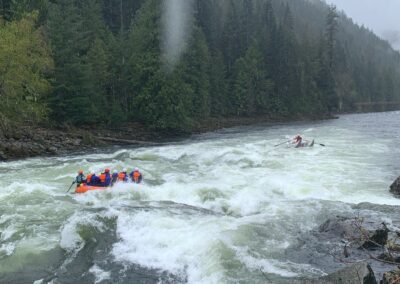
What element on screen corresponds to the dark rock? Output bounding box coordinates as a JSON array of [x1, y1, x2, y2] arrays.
[[0, 150, 7, 160], [47, 146, 58, 154], [361, 224, 389, 249], [316, 262, 377, 284], [277, 262, 377, 284], [285, 211, 400, 282], [377, 253, 400, 263], [390, 176, 400, 195], [319, 216, 361, 239], [382, 269, 400, 284]]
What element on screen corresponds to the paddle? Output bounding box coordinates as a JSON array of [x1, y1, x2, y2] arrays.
[[274, 140, 290, 147], [66, 181, 75, 193], [318, 143, 325, 147]]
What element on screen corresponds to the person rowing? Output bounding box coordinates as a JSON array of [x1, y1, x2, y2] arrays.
[[292, 134, 303, 145], [130, 167, 143, 184], [75, 170, 86, 186]]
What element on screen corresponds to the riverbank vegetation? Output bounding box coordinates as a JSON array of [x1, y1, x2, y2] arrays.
[[1, 0, 400, 134]]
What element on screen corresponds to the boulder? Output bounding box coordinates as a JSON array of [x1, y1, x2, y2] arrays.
[[361, 224, 389, 249], [390, 176, 400, 195], [278, 262, 377, 284], [317, 262, 377, 284]]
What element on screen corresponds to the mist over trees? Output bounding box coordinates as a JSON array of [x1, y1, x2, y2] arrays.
[[1, 0, 400, 132]]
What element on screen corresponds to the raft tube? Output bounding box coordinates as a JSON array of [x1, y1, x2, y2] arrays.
[[75, 184, 108, 194]]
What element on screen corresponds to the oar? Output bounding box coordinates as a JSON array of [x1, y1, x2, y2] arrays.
[[274, 140, 290, 147], [66, 181, 75, 193]]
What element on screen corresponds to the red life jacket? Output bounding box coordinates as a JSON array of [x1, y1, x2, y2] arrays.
[[133, 171, 141, 182], [86, 174, 93, 183], [99, 173, 106, 183], [118, 172, 126, 181]]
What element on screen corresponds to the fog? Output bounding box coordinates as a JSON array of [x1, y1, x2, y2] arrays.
[[325, 0, 400, 51], [162, 0, 194, 71]]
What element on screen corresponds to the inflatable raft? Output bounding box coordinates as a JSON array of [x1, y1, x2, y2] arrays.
[[294, 139, 314, 148], [75, 184, 109, 194]]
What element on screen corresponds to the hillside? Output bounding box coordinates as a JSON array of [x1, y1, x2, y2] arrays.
[[1, 0, 400, 134]]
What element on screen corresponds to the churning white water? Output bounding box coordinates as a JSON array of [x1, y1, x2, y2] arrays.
[[1, 112, 400, 283]]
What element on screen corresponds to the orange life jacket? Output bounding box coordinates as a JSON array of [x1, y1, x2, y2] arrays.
[[99, 173, 106, 183], [118, 172, 126, 181], [86, 174, 93, 183], [133, 171, 141, 182]]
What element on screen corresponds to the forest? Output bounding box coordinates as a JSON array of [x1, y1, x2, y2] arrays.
[[1, 0, 400, 132]]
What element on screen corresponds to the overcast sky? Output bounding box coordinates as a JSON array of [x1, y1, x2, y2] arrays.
[[324, 0, 400, 51]]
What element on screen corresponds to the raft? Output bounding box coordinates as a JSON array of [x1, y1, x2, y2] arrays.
[[295, 139, 315, 148], [75, 184, 109, 194]]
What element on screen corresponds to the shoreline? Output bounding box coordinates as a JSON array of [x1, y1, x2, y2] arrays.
[[0, 113, 335, 162]]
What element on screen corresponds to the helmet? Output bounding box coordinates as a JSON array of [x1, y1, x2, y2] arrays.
[[123, 168, 127, 172], [78, 170, 83, 174], [91, 171, 95, 175], [105, 168, 110, 173], [113, 170, 118, 174], [134, 167, 139, 172]]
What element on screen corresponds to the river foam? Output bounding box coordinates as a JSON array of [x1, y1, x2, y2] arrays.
[[1, 112, 400, 283]]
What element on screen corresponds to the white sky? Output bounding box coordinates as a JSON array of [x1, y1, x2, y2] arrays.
[[325, 0, 400, 50]]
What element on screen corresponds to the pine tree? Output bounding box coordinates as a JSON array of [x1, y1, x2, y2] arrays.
[[180, 26, 211, 119]]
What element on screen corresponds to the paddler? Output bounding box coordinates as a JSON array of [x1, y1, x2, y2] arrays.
[[130, 167, 143, 184], [118, 168, 128, 182], [293, 134, 303, 144], [99, 168, 111, 187], [111, 170, 118, 186], [75, 170, 86, 186]]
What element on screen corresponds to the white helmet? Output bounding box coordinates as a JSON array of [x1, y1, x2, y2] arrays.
[[113, 170, 118, 174], [123, 168, 127, 172], [134, 167, 139, 172], [91, 171, 95, 175]]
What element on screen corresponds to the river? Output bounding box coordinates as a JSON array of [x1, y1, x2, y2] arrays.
[[1, 111, 400, 283]]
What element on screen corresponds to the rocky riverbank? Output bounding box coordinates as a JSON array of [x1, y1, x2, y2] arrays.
[[284, 202, 400, 283], [0, 114, 333, 161], [0, 122, 173, 161]]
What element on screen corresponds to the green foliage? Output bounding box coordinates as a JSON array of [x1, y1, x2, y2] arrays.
[[0, 12, 53, 124], [233, 42, 274, 115], [2, 0, 400, 132]]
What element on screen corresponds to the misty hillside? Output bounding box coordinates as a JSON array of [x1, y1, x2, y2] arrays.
[[1, 0, 400, 132]]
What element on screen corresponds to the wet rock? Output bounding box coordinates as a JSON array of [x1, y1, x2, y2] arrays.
[[377, 252, 400, 263], [47, 146, 58, 154], [316, 262, 377, 284], [361, 224, 389, 249], [285, 210, 400, 281], [0, 150, 7, 160], [318, 216, 361, 238], [382, 269, 400, 284], [277, 262, 377, 284], [390, 176, 400, 195]]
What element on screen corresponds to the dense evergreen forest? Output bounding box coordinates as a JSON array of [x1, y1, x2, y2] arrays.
[[1, 0, 400, 132]]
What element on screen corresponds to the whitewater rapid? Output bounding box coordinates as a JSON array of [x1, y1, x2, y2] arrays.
[[1, 112, 400, 283]]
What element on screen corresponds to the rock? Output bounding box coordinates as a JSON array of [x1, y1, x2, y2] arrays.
[[377, 253, 400, 264], [317, 262, 377, 284], [278, 262, 377, 284], [319, 216, 360, 238], [0, 150, 7, 160], [390, 176, 400, 195], [382, 269, 400, 284], [47, 146, 58, 154], [73, 139, 81, 146], [286, 213, 400, 281], [361, 224, 389, 249]]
